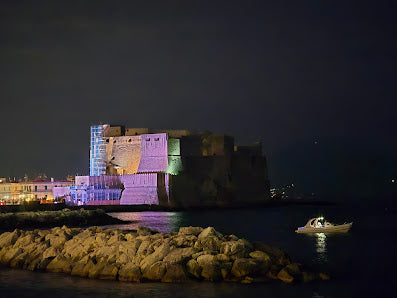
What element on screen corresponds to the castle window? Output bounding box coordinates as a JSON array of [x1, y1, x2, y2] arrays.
[[154, 138, 160, 141], [146, 138, 150, 141]]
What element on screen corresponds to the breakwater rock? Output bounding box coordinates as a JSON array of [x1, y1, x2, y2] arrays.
[[0, 209, 126, 230], [0, 226, 329, 283]]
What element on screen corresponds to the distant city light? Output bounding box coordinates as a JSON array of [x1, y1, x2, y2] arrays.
[[392, 179, 395, 183]]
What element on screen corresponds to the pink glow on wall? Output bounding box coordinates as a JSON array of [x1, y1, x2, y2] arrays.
[[137, 133, 168, 173], [120, 174, 160, 205]]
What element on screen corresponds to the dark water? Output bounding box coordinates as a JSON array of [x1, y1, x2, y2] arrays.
[[0, 204, 395, 297]]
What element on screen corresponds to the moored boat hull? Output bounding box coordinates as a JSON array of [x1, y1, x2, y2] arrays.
[[295, 222, 353, 233]]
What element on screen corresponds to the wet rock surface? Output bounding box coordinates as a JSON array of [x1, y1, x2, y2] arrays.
[[0, 225, 329, 283], [0, 209, 126, 229]]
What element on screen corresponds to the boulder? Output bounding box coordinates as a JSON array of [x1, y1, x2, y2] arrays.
[[138, 226, 157, 236], [46, 256, 72, 274], [194, 236, 221, 251], [143, 261, 166, 281], [253, 242, 290, 266], [186, 259, 202, 278], [97, 264, 118, 280], [231, 258, 259, 278], [319, 272, 330, 280], [71, 259, 95, 277], [192, 250, 217, 259], [161, 263, 189, 282], [9, 251, 29, 268], [0, 230, 20, 247], [163, 247, 197, 264], [178, 227, 203, 236], [220, 239, 251, 258], [277, 268, 294, 283], [284, 263, 302, 277], [1, 247, 23, 265], [197, 254, 221, 281], [198, 227, 220, 239], [43, 246, 59, 259], [171, 235, 197, 247], [118, 263, 142, 282], [87, 261, 107, 279], [140, 243, 171, 272], [13, 234, 35, 248]]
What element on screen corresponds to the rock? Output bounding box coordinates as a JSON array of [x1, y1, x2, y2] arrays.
[[319, 272, 330, 280], [71, 259, 95, 277], [119, 263, 142, 282], [198, 227, 220, 239], [0, 230, 20, 247], [186, 259, 202, 278], [178, 227, 203, 236], [143, 261, 166, 281], [125, 233, 137, 242], [249, 251, 272, 274], [194, 236, 221, 251], [9, 251, 29, 268], [201, 264, 222, 281], [45, 234, 69, 248], [249, 250, 271, 261], [136, 240, 153, 256], [161, 263, 189, 282], [138, 226, 157, 236], [43, 247, 59, 259], [231, 258, 258, 278], [192, 250, 217, 259], [277, 268, 294, 283], [220, 239, 251, 258], [13, 234, 34, 248], [223, 234, 239, 242], [119, 239, 142, 256], [1, 247, 23, 265], [241, 276, 254, 284], [140, 243, 171, 272], [196, 254, 217, 266], [253, 242, 290, 266], [284, 263, 302, 276], [87, 261, 107, 279], [171, 235, 197, 247], [197, 254, 222, 281], [163, 247, 197, 264], [215, 254, 230, 262], [46, 256, 72, 274], [97, 264, 118, 280]]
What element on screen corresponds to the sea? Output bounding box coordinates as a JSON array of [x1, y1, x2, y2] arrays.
[[0, 203, 395, 298]]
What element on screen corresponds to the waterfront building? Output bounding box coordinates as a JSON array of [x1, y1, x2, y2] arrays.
[[0, 178, 73, 205]]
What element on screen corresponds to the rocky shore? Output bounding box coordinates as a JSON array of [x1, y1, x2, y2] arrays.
[[0, 225, 329, 283], [0, 209, 126, 230]]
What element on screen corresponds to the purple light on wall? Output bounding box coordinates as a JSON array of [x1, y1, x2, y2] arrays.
[[137, 133, 168, 173]]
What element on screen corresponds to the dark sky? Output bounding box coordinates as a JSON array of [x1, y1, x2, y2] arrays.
[[1, 1, 396, 200]]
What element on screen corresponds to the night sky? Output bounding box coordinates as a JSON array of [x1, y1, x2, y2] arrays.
[[1, 1, 396, 201]]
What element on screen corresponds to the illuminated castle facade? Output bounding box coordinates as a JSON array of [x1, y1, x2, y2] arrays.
[[63, 124, 270, 207]]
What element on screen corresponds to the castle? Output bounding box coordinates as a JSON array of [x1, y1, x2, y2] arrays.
[[57, 124, 270, 207]]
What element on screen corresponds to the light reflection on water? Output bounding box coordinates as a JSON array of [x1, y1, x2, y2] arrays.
[[314, 233, 328, 263], [102, 212, 183, 233]]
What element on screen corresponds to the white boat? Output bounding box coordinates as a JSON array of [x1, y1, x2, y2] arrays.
[[295, 217, 352, 233]]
